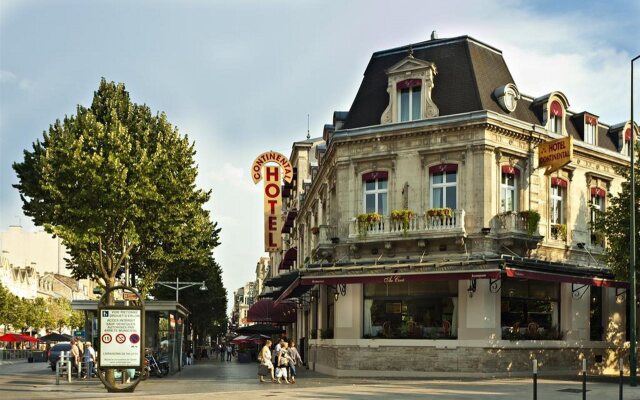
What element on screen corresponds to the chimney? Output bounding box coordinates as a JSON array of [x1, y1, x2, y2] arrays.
[[431, 30, 438, 40]]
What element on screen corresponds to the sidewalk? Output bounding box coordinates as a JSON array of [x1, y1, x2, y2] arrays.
[[1, 357, 640, 399]]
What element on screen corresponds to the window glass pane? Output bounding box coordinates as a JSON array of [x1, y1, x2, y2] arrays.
[[432, 187, 443, 208], [378, 193, 387, 215], [365, 194, 375, 213], [365, 181, 375, 191], [378, 179, 388, 190], [445, 186, 456, 209], [432, 173, 443, 184], [400, 89, 410, 122], [446, 171, 457, 183], [412, 87, 421, 120], [501, 279, 560, 338]]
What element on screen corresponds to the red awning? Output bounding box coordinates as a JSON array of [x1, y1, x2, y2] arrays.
[[551, 177, 568, 188], [585, 115, 598, 126], [429, 164, 458, 174], [299, 269, 499, 286], [247, 299, 297, 324], [362, 171, 388, 182], [504, 267, 627, 288], [397, 79, 422, 89], [501, 165, 520, 176], [625, 128, 632, 141], [550, 100, 563, 117], [591, 187, 606, 197]]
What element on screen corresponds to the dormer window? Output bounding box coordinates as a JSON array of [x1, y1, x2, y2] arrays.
[[584, 115, 598, 145], [381, 54, 438, 124], [398, 79, 421, 121], [549, 101, 563, 134], [625, 128, 633, 157]]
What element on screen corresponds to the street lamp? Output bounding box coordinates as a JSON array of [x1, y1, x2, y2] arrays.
[[155, 278, 208, 303], [630, 54, 640, 387]]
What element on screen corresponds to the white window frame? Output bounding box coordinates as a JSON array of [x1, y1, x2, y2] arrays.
[[550, 185, 565, 224], [591, 194, 604, 224], [549, 115, 560, 134], [363, 178, 388, 215], [584, 123, 595, 144], [397, 86, 422, 122], [626, 140, 632, 157], [500, 172, 517, 213], [430, 171, 457, 209]]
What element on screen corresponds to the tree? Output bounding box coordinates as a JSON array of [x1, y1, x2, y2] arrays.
[[13, 79, 219, 299], [592, 143, 640, 279]]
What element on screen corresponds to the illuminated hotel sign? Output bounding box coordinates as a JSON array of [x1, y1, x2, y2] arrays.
[[251, 151, 293, 252], [538, 136, 572, 174]]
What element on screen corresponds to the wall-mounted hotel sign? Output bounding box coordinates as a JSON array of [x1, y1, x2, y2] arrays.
[[251, 151, 293, 252], [538, 136, 573, 174]]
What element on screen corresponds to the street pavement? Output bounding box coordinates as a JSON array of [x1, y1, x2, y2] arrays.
[[1, 357, 640, 399]]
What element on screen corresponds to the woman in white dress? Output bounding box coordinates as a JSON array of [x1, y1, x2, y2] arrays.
[[258, 339, 275, 383]]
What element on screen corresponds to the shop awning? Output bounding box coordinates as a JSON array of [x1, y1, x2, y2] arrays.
[[504, 267, 627, 288], [247, 299, 297, 324], [299, 269, 499, 286]]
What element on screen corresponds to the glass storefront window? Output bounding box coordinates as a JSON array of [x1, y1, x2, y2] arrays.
[[363, 281, 458, 339], [501, 279, 560, 340]]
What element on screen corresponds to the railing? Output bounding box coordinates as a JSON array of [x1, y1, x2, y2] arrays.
[[0, 349, 31, 360], [348, 209, 465, 238], [494, 212, 530, 235]]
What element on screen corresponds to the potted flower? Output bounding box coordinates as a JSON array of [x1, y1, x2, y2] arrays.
[[518, 210, 541, 236], [357, 212, 382, 236], [390, 209, 415, 235], [426, 207, 453, 219]]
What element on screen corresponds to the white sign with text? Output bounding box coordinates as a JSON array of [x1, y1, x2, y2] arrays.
[[99, 309, 141, 367]]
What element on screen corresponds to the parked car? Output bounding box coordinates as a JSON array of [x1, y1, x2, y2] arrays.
[[48, 342, 72, 371]]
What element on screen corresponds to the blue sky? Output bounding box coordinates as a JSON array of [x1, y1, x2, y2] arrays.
[[1, 0, 639, 314]]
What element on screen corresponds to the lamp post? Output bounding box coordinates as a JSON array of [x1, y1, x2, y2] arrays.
[[155, 278, 208, 303], [631, 54, 640, 387]]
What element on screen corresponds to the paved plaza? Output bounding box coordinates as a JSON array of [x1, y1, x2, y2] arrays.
[[1, 358, 640, 399]]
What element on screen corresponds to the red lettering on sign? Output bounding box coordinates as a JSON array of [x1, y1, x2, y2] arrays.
[[265, 183, 280, 198]]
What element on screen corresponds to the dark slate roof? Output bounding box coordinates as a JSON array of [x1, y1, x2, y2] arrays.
[[341, 35, 620, 153]]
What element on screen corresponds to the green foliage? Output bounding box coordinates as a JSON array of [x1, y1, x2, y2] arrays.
[[357, 212, 381, 236], [426, 208, 454, 218], [391, 209, 415, 235], [592, 143, 640, 280], [518, 210, 541, 236], [13, 79, 220, 293], [550, 223, 567, 241]]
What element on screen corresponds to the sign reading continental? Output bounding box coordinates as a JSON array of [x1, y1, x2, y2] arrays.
[[252, 151, 292, 252], [538, 136, 572, 174]]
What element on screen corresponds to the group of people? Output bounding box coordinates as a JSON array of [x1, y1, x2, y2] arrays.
[[258, 338, 302, 384], [69, 338, 96, 378]]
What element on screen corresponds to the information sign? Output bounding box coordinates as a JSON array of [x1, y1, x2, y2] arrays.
[[99, 309, 142, 367]]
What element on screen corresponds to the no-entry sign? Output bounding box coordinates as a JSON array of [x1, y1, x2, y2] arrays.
[[99, 309, 142, 367]]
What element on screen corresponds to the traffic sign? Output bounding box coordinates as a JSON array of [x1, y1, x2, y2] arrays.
[[74, 330, 85, 337], [129, 333, 140, 344], [101, 333, 112, 344]]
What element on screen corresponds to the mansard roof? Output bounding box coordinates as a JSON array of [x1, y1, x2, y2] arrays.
[[341, 35, 618, 152]]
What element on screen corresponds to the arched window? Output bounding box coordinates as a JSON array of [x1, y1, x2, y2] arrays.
[[549, 100, 563, 134], [500, 166, 519, 212]]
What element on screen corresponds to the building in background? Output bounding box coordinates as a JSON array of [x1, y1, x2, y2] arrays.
[[266, 34, 638, 377]]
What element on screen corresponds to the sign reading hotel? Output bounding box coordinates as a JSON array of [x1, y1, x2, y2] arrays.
[[538, 136, 572, 174], [99, 309, 142, 367], [252, 151, 293, 252]]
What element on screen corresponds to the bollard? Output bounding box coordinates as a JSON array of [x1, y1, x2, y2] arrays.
[[620, 358, 624, 400], [582, 358, 587, 400], [533, 359, 537, 400]]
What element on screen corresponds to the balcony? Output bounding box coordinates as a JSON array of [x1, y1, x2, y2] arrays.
[[493, 211, 543, 246], [347, 209, 466, 241], [312, 224, 338, 261]]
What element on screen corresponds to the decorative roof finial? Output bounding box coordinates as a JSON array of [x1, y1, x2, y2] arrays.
[[306, 114, 310, 139], [408, 45, 414, 58]]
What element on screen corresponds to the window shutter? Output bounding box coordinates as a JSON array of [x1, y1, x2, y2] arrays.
[[428, 164, 458, 174]]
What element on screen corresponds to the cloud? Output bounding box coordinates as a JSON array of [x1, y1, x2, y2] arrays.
[[0, 70, 17, 83]]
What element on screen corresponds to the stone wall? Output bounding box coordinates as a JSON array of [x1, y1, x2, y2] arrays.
[[308, 343, 626, 377]]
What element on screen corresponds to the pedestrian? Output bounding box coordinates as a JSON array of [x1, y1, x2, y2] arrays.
[[287, 340, 303, 383], [186, 348, 193, 365], [257, 339, 275, 383], [219, 344, 225, 361], [82, 342, 96, 378], [70, 339, 80, 375], [226, 343, 233, 361], [275, 341, 290, 384]]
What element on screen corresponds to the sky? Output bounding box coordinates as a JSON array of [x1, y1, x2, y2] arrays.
[[1, 0, 639, 316]]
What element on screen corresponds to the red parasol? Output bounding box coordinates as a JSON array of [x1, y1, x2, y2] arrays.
[[0, 332, 37, 342]]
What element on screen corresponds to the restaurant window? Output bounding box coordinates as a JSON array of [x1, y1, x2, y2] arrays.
[[550, 177, 567, 240], [501, 279, 560, 340], [362, 171, 388, 215], [397, 79, 421, 122], [429, 164, 457, 209], [500, 166, 519, 212], [590, 286, 604, 341], [363, 280, 458, 339]]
